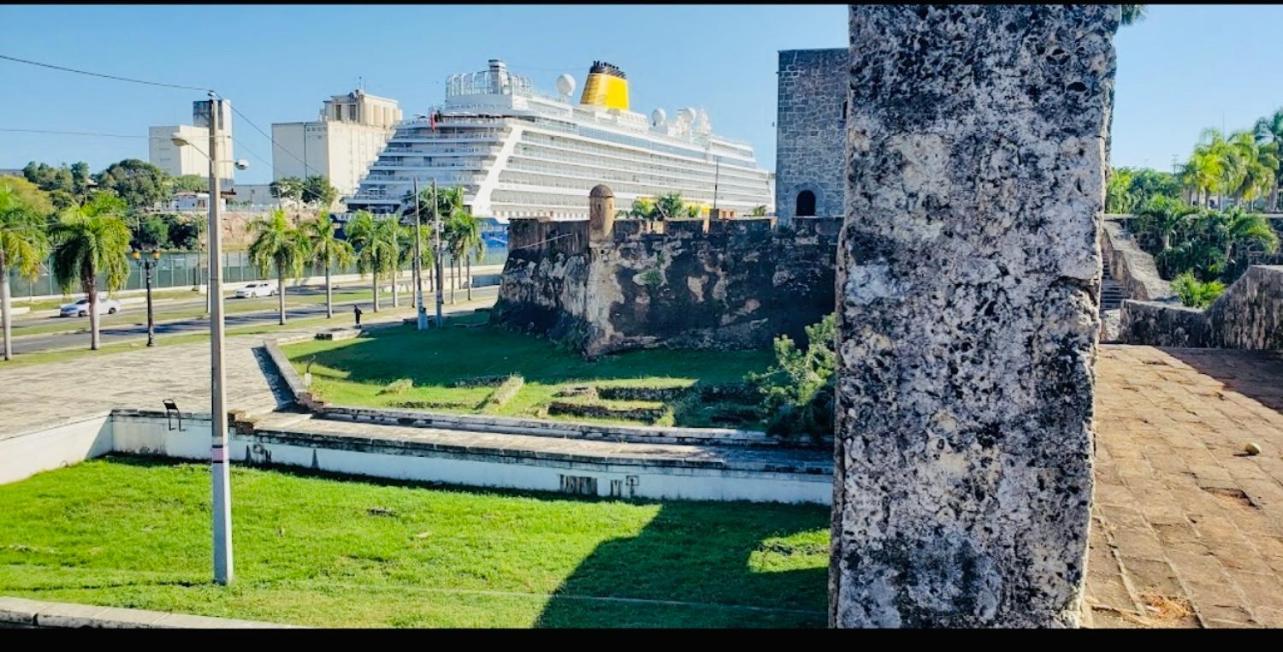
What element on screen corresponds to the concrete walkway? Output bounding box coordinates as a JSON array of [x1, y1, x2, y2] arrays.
[[0, 596, 296, 628]]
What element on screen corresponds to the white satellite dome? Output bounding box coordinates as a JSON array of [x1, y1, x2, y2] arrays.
[[556, 73, 576, 97], [677, 107, 696, 123], [650, 108, 667, 127]]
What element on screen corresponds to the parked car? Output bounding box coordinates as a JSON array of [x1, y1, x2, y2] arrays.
[[234, 281, 278, 298], [59, 295, 122, 318]]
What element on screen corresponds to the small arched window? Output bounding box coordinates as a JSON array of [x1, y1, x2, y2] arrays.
[[796, 190, 816, 217]]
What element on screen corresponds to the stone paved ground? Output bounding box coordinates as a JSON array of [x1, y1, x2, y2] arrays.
[[1086, 345, 1283, 628]]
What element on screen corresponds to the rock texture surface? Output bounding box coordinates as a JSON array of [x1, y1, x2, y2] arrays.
[[1101, 219, 1175, 302], [832, 5, 1117, 628], [492, 215, 840, 357], [1120, 265, 1283, 350]]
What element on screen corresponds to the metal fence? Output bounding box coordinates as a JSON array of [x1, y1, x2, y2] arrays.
[[5, 247, 510, 299]]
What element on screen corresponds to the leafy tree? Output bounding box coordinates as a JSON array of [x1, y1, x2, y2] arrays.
[[172, 175, 208, 194], [653, 193, 686, 221], [70, 162, 91, 199], [1172, 272, 1224, 309], [1106, 166, 1137, 213], [0, 176, 54, 217], [1120, 4, 1146, 26], [303, 213, 356, 319], [23, 161, 74, 194], [346, 211, 398, 312], [0, 185, 51, 361], [302, 176, 339, 207], [750, 205, 767, 217], [746, 313, 837, 441], [627, 197, 656, 220], [270, 177, 304, 202], [49, 193, 132, 350], [132, 215, 171, 251], [247, 208, 310, 325], [167, 214, 205, 250], [94, 159, 172, 209], [1254, 108, 1283, 212]]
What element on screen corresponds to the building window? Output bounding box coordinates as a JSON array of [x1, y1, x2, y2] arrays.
[[796, 190, 816, 216]]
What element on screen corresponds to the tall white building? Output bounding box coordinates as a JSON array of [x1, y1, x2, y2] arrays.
[[271, 90, 402, 200], [148, 100, 235, 182], [346, 59, 774, 219]]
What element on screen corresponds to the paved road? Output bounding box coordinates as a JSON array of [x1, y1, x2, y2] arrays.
[[7, 285, 500, 354]]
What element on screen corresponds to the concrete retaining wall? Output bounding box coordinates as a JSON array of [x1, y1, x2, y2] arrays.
[[2, 409, 831, 505]]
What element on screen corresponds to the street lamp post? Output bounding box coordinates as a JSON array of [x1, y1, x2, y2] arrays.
[[131, 249, 162, 347], [171, 96, 248, 586]]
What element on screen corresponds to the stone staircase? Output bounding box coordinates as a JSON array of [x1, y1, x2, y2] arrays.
[[1101, 258, 1124, 311]]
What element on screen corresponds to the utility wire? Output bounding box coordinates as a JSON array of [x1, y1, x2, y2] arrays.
[[227, 103, 319, 178], [2, 52, 322, 188], [0, 127, 144, 139], [0, 53, 212, 93]]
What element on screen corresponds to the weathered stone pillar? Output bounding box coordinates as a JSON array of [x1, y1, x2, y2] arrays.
[[831, 5, 1116, 628], [588, 184, 615, 243]]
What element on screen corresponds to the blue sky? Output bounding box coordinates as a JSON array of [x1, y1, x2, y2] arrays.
[[0, 4, 1280, 184]]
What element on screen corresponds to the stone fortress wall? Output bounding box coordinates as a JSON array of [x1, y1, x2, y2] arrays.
[[492, 186, 840, 357], [775, 48, 849, 225], [1121, 265, 1283, 349]]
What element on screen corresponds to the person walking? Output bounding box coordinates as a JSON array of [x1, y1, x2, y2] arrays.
[[353, 304, 363, 327]]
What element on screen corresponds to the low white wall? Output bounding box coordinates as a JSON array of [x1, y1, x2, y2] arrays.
[[0, 413, 112, 485], [7, 412, 832, 505]]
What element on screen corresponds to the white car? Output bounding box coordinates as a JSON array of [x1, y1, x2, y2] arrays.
[[59, 295, 122, 318], [234, 281, 278, 299]]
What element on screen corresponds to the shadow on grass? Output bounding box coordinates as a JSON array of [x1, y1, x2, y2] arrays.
[[534, 502, 828, 628]]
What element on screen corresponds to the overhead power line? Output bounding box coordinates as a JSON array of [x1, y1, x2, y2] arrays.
[[0, 53, 212, 93], [227, 103, 318, 178], [1, 52, 321, 184]]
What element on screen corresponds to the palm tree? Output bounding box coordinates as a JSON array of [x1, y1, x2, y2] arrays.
[[1136, 195, 1194, 252], [1220, 206, 1279, 277], [346, 211, 397, 312], [1226, 132, 1277, 211], [0, 186, 50, 361], [1254, 109, 1283, 212], [448, 210, 484, 301], [247, 208, 310, 326], [302, 212, 354, 319], [49, 192, 131, 350]]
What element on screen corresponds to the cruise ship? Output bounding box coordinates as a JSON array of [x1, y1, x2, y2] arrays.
[[345, 59, 775, 223]]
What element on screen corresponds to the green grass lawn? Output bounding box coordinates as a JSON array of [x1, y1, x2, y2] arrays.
[[283, 312, 775, 428], [0, 457, 829, 628]]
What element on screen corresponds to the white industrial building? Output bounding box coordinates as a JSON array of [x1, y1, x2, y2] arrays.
[[271, 90, 402, 201], [148, 100, 236, 183]]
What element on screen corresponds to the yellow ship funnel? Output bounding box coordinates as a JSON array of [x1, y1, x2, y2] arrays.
[[580, 61, 629, 111]]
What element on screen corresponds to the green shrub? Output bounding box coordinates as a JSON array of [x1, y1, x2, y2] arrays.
[[745, 313, 837, 441], [1172, 272, 1225, 309]]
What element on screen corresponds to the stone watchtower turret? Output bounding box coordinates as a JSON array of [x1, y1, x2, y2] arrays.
[[589, 184, 615, 243]]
